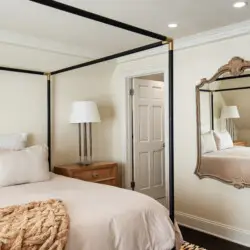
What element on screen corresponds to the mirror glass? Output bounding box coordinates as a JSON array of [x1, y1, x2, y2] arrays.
[[196, 57, 250, 188]]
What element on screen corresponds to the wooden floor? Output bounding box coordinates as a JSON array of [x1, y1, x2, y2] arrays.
[[180, 226, 250, 250]]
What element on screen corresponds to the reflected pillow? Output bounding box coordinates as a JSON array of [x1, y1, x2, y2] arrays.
[[0, 145, 50, 187], [201, 131, 217, 154], [214, 130, 233, 150]]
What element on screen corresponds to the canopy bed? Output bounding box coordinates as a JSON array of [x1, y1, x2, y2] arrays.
[[0, 1, 177, 249], [196, 57, 250, 189]]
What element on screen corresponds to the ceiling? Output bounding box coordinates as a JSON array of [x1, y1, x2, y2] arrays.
[[0, 0, 250, 59]]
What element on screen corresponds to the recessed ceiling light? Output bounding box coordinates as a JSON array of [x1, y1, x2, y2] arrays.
[[168, 23, 178, 28], [233, 1, 247, 8]]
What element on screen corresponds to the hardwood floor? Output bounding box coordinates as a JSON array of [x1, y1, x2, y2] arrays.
[[180, 226, 250, 250]]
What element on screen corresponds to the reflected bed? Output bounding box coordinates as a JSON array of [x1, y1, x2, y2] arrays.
[[200, 146, 250, 188]]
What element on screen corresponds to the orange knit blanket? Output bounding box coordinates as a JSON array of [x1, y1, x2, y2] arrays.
[[0, 199, 69, 250]]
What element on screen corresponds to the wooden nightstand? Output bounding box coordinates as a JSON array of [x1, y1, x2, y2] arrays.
[[233, 141, 247, 146], [54, 162, 119, 187]]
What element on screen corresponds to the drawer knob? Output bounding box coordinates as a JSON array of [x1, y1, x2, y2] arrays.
[[92, 172, 99, 178]]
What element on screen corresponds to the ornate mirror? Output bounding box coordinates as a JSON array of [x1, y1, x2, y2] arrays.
[[195, 57, 250, 189]]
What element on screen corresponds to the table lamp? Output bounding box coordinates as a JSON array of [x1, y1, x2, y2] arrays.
[[70, 101, 101, 165], [221, 106, 240, 140]]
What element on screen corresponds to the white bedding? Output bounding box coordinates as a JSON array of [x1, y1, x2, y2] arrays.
[[203, 146, 250, 158], [0, 174, 177, 250], [201, 146, 250, 187]]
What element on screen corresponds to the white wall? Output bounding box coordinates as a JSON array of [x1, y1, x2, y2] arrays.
[[0, 71, 47, 146], [52, 64, 116, 165], [0, 42, 117, 167], [221, 87, 250, 145], [199, 91, 211, 133], [213, 92, 227, 132], [111, 34, 250, 246], [238, 129, 250, 146], [199, 87, 226, 133]]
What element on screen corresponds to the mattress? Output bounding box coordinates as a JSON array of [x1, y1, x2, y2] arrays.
[[201, 146, 250, 187], [0, 174, 178, 250]]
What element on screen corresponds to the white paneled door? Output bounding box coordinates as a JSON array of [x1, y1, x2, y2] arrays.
[[132, 78, 165, 199]]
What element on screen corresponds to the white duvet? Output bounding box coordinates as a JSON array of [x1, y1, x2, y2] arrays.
[[201, 146, 250, 187], [0, 174, 177, 250]]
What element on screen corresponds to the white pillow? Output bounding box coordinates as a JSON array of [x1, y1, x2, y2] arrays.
[[0, 145, 50, 187], [0, 133, 27, 150], [201, 131, 217, 154], [214, 130, 233, 150]]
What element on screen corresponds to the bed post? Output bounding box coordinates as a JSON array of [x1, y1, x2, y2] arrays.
[[211, 91, 214, 130], [169, 40, 176, 250], [168, 39, 175, 226], [45, 73, 52, 171]]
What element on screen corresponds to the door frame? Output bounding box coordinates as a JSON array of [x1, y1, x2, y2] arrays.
[[124, 69, 169, 202]]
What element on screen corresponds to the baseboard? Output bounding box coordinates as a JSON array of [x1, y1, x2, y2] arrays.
[[176, 211, 250, 247]]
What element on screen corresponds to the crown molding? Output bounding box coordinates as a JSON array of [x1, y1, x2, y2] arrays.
[[0, 29, 104, 60], [117, 19, 250, 64]]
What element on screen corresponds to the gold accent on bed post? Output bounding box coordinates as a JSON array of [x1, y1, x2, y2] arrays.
[[44, 72, 51, 80], [161, 37, 174, 50], [168, 39, 174, 51]]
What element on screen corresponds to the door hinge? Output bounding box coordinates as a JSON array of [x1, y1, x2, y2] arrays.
[[129, 88, 135, 96]]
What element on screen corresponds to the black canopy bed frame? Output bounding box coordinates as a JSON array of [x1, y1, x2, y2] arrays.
[[0, 0, 176, 243]]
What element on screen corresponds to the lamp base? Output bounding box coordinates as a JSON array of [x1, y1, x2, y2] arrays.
[[77, 161, 92, 166], [77, 123, 93, 167]]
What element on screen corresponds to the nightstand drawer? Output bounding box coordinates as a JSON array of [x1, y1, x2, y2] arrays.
[[100, 179, 117, 186], [54, 162, 119, 187], [72, 167, 115, 182]]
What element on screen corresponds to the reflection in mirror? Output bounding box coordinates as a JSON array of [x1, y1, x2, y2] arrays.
[[196, 57, 250, 189]]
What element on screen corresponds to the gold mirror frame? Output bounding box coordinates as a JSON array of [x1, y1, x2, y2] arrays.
[[195, 57, 250, 188]]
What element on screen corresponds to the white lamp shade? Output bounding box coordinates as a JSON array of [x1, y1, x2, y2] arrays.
[[70, 101, 101, 123], [221, 106, 240, 119]]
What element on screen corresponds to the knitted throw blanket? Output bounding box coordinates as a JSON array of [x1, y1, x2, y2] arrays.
[[0, 199, 69, 250]]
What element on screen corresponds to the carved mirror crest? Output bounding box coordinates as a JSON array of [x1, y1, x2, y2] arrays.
[[195, 57, 250, 189]]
